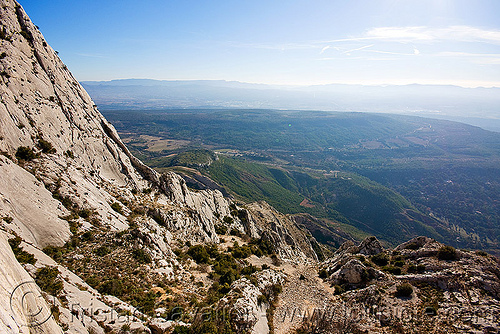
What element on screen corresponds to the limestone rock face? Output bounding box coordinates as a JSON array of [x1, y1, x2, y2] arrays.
[[246, 201, 318, 262], [0, 232, 63, 334], [0, 0, 151, 248], [321, 237, 386, 286], [331, 259, 368, 284], [358, 236, 384, 255], [0, 0, 149, 188], [219, 270, 286, 334], [0, 155, 70, 247], [157, 172, 232, 242]]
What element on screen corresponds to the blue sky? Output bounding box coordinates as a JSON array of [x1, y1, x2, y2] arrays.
[[19, 0, 500, 87]]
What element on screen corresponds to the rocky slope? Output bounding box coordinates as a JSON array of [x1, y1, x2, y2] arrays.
[[0, 1, 318, 333], [305, 236, 500, 333]]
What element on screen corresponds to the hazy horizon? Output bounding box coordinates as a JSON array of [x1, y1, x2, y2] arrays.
[[19, 0, 500, 88]]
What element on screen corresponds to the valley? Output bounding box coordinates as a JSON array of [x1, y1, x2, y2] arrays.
[[102, 109, 500, 254]]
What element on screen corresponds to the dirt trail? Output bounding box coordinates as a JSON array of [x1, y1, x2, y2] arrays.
[[273, 264, 335, 334]]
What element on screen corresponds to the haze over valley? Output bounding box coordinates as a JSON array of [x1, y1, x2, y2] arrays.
[[83, 79, 500, 132]]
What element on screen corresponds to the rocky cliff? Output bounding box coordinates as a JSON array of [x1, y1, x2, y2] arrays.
[[0, 1, 319, 332]]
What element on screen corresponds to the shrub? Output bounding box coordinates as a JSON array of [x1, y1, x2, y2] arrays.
[[230, 243, 252, 259], [81, 231, 93, 241], [257, 294, 267, 306], [205, 243, 220, 258], [250, 237, 274, 256], [187, 245, 209, 264], [241, 265, 258, 276], [424, 306, 437, 316], [37, 138, 56, 153], [43, 245, 63, 262], [382, 266, 402, 275], [98, 279, 124, 296], [395, 283, 413, 297], [333, 285, 345, 295], [64, 150, 74, 159], [393, 260, 405, 267], [110, 202, 123, 214], [8, 237, 36, 264], [271, 254, 281, 266], [132, 248, 152, 264], [78, 208, 92, 219], [219, 268, 239, 287], [371, 252, 389, 266], [52, 192, 76, 211], [15, 146, 36, 161], [94, 246, 111, 257], [20, 30, 32, 41], [405, 242, 421, 250], [215, 224, 227, 235], [437, 245, 458, 261], [35, 266, 63, 296], [318, 269, 328, 279], [172, 326, 191, 334], [0, 27, 9, 41], [229, 228, 243, 237]]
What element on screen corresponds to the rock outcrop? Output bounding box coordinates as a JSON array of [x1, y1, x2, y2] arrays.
[[303, 236, 500, 333], [358, 235, 384, 255], [246, 201, 318, 263], [219, 270, 286, 334], [0, 233, 63, 333]]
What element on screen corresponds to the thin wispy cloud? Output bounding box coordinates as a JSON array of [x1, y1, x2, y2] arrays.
[[437, 51, 500, 58], [365, 26, 500, 44], [343, 44, 374, 55], [228, 25, 500, 55], [320, 46, 331, 54]]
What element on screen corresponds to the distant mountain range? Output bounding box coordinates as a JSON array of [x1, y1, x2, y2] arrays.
[[82, 79, 500, 132]]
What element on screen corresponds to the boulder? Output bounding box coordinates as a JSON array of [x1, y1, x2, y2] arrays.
[[358, 236, 384, 255]]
